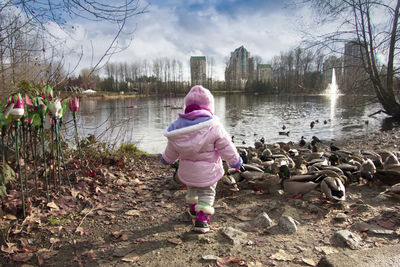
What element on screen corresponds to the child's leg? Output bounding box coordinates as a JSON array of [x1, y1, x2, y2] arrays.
[[194, 183, 217, 233], [186, 186, 198, 218]]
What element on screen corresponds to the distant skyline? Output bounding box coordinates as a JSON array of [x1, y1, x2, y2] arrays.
[[60, 0, 308, 81]]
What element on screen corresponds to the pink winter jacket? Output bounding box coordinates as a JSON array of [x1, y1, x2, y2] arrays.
[[162, 113, 242, 187]]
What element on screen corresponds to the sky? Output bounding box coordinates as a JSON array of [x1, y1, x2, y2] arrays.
[[60, 0, 307, 81]]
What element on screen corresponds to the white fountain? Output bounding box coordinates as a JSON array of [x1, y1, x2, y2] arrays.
[[327, 68, 339, 96], [326, 68, 340, 130]]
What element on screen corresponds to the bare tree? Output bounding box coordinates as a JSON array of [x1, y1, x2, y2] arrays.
[[0, 0, 147, 95], [297, 0, 400, 117]]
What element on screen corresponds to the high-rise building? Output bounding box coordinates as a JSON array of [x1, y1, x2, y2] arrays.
[[343, 40, 370, 92], [225, 46, 255, 90], [190, 56, 206, 86]]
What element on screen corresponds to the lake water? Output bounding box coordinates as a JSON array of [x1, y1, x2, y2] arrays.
[[63, 94, 387, 154]]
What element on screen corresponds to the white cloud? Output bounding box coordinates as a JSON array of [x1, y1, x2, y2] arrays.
[[60, 1, 303, 80]]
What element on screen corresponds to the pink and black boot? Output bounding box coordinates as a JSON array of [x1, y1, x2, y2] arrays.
[[194, 202, 214, 234], [186, 196, 198, 218]]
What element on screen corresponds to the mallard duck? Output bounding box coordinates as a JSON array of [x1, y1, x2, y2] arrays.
[[279, 165, 326, 198], [299, 136, 306, 147], [312, 136, 322, 144], [377, 150, 395, 163], [360, 150, 383, 169], [220, 175, 239, 191], [330, 143, 340, 152], [288, 149, 299, 157], [383, 154, 400, 171], [279, 131, 290, 136], [239, 149, 249, 164], [375, 169, 400, 186], [320, 176, 346, 201], [360, 158, 376, 186], [310, 121, 315, 129]]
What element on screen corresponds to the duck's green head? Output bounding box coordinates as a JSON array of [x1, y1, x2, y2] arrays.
[[329, 154, 340, 165], [279, 165, 290, 179]]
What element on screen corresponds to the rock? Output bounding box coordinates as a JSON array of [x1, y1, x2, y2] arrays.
[[253, 212, 273, 228], [351, 204, 375, 213], [331, 230, 361, 250], [221, 227, 248, 247], [317, 244, 400, 267], [261, 200, 281, 212], [278, 215, 298, 234], [333, 213, 348, 223], [202, 255, 218, 261], [308, 204, 325, 215], [351, 221, 395, 236]]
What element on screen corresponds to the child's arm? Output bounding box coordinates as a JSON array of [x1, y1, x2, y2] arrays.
[[214, 126, 242, 169], [161, 141, 179, 165]]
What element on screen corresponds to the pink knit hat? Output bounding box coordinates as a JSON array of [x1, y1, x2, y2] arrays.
[[184, 85, 215, 113]]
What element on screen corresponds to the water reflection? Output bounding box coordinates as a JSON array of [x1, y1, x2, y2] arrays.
[[64, 94, 386, 154]]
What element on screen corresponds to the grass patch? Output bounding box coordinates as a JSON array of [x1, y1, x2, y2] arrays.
[[116, 143, 149, 156]]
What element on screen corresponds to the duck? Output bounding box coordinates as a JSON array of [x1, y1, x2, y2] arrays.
[[282, 125, 286, 130], [220, 175, 239, 192], [383, 154, 400, 171], [330, 143, 340, 152], [360, 150, 383, 169], [238, 149, 249, 164], [312, 136, 322, 144], [360, 158, 376, 186], [310, 121, 315, 129], [279, 165, 326, 198], [382, 183, 400, 199], [320, 176, 346, 201], [374, 169, 400, 186], [299, 136, 306, 147], [278, 131, 290, 136]]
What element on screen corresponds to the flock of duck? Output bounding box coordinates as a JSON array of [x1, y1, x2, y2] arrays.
[[220, 136, 400, 201]]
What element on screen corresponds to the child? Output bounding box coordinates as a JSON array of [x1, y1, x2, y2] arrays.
[[161, 85, 242, 233]]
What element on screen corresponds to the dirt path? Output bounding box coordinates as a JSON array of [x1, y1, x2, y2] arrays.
[[1, 129, 400, 266]]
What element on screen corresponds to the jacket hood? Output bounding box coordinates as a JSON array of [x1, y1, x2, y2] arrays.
[[164, 117, 219, 154], [184, 85, 215, 113]]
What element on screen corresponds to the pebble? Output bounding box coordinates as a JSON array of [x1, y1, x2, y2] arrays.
[[278, 215, 298, 234], [331, 230, 361, 249], [253, 212, 273, 228]]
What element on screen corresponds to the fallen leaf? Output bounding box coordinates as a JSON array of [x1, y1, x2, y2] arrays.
[[122, 254, 139, 263], [83, 250, 96, 259], [105, 205, 124, 212], [70, 188, 79, 198], [314, 246, 338, 255], [47, 202, 60, 210], [50, 238, 60, 244], [36, 248, 58, 260], [236, 215, 253, 221], [75, 226, 88, 236], [270, 249, 294, 261], [302, 257, 316, 266], [217, 256, 246, 267], [4, 214, 17, 220], [125, 210, 140, 216], [376, 220, 396, 229], [1, 243, 18, 254], [12, 252, 33, 262], [167, 238, 182, 245]]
